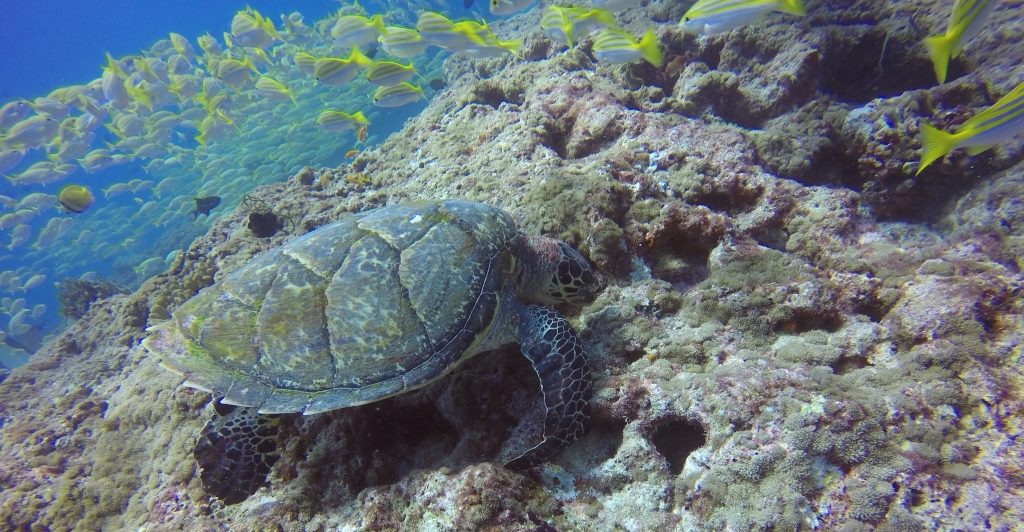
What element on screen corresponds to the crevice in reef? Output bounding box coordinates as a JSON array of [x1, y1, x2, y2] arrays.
[[539, 119, 571, 159], [819, 24, 934, 104], [775, 309, 843, 334], [651, 418, 707, 475], [467, 80, 525, 109]]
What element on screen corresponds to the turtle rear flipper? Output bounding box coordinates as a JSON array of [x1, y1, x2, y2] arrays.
[[194, 403, 281, 505], [506, 305, 592, 469]]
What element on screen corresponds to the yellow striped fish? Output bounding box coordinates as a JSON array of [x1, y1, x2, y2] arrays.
[[378, 26, 427, 58], [316, 110, 369, 132], [924, 0, 997, 84], [294, 52, 318, 74], [592, 28, 663, 67], [917, 80, 1024, 174], [366, 61, 417, 86], [680, 0, 806, 35], [541, 6, 616, 48], [314, 49, 371, 86], [372, 83, 424, 108], [331, 14, 386, 48], [254, 76, 295, 103]]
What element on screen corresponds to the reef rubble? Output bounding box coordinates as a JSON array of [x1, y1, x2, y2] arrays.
[[1, 1, 1022, 530]]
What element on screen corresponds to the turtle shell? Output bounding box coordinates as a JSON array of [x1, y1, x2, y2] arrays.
[[149, 199, 519, 414]]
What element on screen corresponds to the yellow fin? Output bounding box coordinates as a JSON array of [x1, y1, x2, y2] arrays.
[[917, 122, 957, 175], [638, 29, 663, 68], [777, 0, 806, 16], [924, 33, 954, 84]]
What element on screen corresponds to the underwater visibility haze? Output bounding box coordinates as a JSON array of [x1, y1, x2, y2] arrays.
[[0, 0, 1022, 529]]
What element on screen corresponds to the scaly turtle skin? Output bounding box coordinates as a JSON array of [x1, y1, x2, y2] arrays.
[[143, 199, 603, 503]]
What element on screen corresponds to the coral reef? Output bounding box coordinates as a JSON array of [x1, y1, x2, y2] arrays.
[[1, 0, 1022, 530], [55, 278, 127, 320]]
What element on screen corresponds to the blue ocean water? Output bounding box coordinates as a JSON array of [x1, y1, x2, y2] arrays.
[[0, 0, 480, 369]]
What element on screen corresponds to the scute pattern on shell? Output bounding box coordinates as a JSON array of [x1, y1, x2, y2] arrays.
[[154, 200, 519, 415]]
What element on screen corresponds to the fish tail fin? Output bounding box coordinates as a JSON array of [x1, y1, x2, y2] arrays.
[[917, 122, 957, 175], [638, 29, 664, 67], [924, 33, 954, 84], [371, 13, 387, 33], [352, 111, 369, 124], [593, 9, 616, 27], [502, 39, 523, 57], [350, 48, 372, 68], [777, 0, 806, 16]]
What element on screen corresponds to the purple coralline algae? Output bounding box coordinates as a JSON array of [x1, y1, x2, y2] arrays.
[[1, 0, 1022, 530]]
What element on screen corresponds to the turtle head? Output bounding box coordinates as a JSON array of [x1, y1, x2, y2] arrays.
[[518, 236, 604, 306]]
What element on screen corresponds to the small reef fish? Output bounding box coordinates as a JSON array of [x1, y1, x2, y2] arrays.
[[58, 184, 95, 213], [917, 80, 1024, 174], [357, 125, 368, 142], [366, 61, 417, 86], [103, 182, 134, 198], [372, 82, 425, 107], [541, 6, 616, 48], [231, 8, 280, 49], [22, 274, 47, 292], [446, 20, 520, 57], [8, 224, 32, 251], [1, 115, 60, 149], [9, 161, 64, 186], [0, 149, 25, 174], [17, 192, 56, 212], [345, 148, 360, 158], [314, 49, 372, 86], [924, 0, 997, 84], [169, 32, 195, 61], [293, 51, 318, 74], [416, 12, 468, 51], [331, 14, 386, 48], [378, 26, 427, 58], [680, 0, 806, 35], [197, 33, 224, 56], [0, 100, 31, 130], [490, 0, 536, 16], [193, 195, 221, 219], [316, 110, 369, 132], [254, 76, 295, 103], [215, 57, 258, 88], [592, 28, 664, 67]]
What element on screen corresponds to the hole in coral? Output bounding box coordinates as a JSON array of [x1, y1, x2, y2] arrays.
[[909, 488, 925, 507], [560, 417, 626, 472], [832, 355, 869, 375], [469, 81, 524, 109], [620, 347, 645, 364], [776, 310, 843, 334], [358, 401, 459, 487], [651, 418, 706, 475], [820, 25, 934, 104], [854, 294, 890, 323], [539, 121, 570, 159]]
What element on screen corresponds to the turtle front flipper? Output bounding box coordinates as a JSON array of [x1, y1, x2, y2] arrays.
[[506, 305, 592, 469], [193, 403, 282, 505]]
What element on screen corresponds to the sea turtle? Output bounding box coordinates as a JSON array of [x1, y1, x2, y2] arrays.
[[143, 199, 603, 503]]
